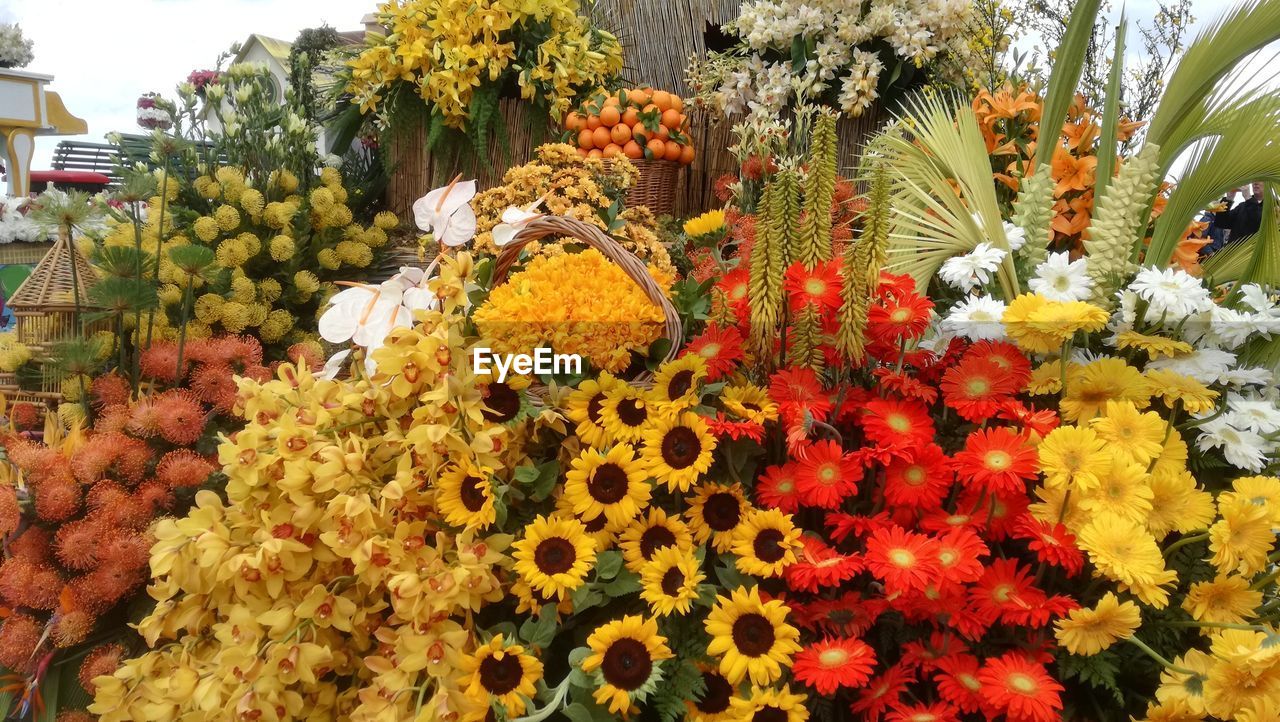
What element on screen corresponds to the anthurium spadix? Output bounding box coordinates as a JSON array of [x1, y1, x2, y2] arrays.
[[413, 175, 478, 247], [491, 197, 546, 248]]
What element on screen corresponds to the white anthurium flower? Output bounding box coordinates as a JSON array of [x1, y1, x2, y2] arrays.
[[491, 197, 546, 248], [413, 175, 478, 247], [318, 349, 351, 380], [319, 266, 439, 348]]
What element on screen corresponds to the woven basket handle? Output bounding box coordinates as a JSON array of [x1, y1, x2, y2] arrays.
[[491, 215, 683, 366]]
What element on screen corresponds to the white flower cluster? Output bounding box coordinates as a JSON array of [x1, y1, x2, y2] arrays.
[[0, 24, 34, 69], [137, 106, 173, 130], [0, 196, 43, 244], [695, 0, 971, 119]]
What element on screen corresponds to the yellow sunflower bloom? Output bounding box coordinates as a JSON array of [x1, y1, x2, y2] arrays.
[[564, 443, 652, 528], [566, 373, 624, 448], [722, 383, 779, 423], [686, 666, 741, 722], [457, 634, 543, 718], [600, 385, 660, 444], [512, 515, 598, 600], [729, 684, 809, 722], [619, 507, 695, 574], [640, 545, 706, 617], [641, 411, 717, 492], [731, 508, 802, 578], [435, 464, 497, 530], [687, 482, 752, 552], [705, 586, 801, 686], [1053, 592, 1142, 655], [580, 615, 674, 714], [652, 355, 708, 412]]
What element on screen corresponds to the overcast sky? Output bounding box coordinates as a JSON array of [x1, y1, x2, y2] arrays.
[[0, 0, 1262, 173]]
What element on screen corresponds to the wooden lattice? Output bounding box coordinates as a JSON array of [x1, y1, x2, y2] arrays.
[[7, 231, 102, 352]]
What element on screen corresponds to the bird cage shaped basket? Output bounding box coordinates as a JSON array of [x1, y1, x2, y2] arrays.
[[6, 230, 108, 398]]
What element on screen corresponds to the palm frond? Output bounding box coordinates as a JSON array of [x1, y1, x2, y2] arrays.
[[1095, 14, 1127, 201], [1034, 0, 1103, 172]]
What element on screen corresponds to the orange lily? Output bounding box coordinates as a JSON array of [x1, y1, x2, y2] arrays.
[[1051, 149, 1097, 196]]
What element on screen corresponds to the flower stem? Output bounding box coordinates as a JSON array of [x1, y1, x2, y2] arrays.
[[1127, 636, 1194, 675], [1162, 532, 1209, 559]]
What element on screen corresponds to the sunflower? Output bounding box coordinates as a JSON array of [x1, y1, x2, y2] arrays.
[[458, 634, 543, 718], [620, 508, 694, 573], [723, 383, 779, 424], [729, 684, 810, 722], [600, 385, 659, 444], [436, 465, 496, 529], [640, 545, 705, 616], [705, 586, 801, 686], [642, 411, 716, 491], [1053, 592, 1141, 655], [652, 355, 708, 412], [564, 444, 651, 528], [1090, 400, 1168, 465], [581, 615, 674, 714], [686, 666, 740, 722], [687, 483, 751, 552], [480, 374, 531, 425], [512, 577, 574, 619], [566, 373, 624, 448], [731, 508, 802, 578], [512, 515, 598, 600]]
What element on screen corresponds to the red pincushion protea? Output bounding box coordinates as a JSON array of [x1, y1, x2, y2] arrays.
[[977, 653, 1064, 722], [33, 475, 81, 522], [156, 450, 217, 489], [1011, 516, 1085, 576], [864, 526, 940, 594], [139, 342, 188, 383], [79, 642, 127, 694], [89, 373, 132, 408], [8, 401, 40, 431], [0, 483, 19, 536], [952, 427, 1038, 495], [190, 362, 239, 413], [0, 613, 43, 674], [55, 517, 103, 570], [681, 325, 745, 382], [153, 390, 209, 446], [795, 440, 861, 509], [792, 637, 877, 695]]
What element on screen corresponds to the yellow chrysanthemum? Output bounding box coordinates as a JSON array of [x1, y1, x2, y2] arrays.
[[641, 411, 716, 492], [580, 615, 674, 715], [731, 508, 801, 578], [687, 482, 751, 552], [1038, 425, 1112, 493], [1183, 576, 1261, 626], [564, 444, 651, 529], [565, 372, 623, 448], [458, 634, 543, 718], [705, 586, 801, 686], [722, 383, 779, 424], [1090, 400, 1168, 465], [435, 464, 496, 530], [1053, 592, 1141, 655], [651, 355, 707, 412], [1060, 358, 1150, 422], [512, 515, 598, 600], [1114, 329, 1194, 359], [639, 545, 705, 617], [1145, 369, 1220, 415]]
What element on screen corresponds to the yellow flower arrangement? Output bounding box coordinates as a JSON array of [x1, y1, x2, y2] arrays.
[[0, 332, 31, 373]]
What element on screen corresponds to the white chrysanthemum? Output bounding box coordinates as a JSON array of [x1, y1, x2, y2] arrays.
[[1128, 267, 1214, 320], [1196, 416, 1270, 472], [1146, 348, 1237, 386], [942, 295, 1007, 340], [1029, 252, 1092, 301], [939, 242, 1006, 292]]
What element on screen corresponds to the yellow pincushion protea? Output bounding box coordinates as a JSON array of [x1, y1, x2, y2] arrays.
[[474, 249, 672, 373]]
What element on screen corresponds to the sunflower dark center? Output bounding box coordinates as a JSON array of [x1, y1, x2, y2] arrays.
[[478, 654, 523, 695], [703, 493, 742, 531], [666, 370, 695, 400], [660, 566, 685, 596], [600, 638, 653, 691], [617, 398, 647, 426], [583, 514, 608, 533], [743, 402, 762, 412], [534, 537, 576, 575], [755, 708, 789, 722], [696, 671, 733, 713], [588, 463, 630, 504], [661, 427, 702, 469], [587, 393, 606, 424], [459, 475, 488, 512], [732, 613, 776, 657], [482, 383, 521, 423], [753, 529, 786, 563], [639, 526, 677, 559]]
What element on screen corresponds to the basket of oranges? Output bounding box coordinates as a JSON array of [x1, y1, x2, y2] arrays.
[[564, 87, 694, 216]]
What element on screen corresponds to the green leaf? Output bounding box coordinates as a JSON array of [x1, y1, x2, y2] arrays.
[[514, 460, 560, 502], [36, 663, 61, 722], [568, 646, 592, 668], [1094, 14, 1127, 201], [520, 604, 559, 649], [1034, 0, 1103, 172], [562, 703, 596, 722], [595, 551, 624, 581], [571, 584, 605, 612], [601, 569, 642, 598], [714, 555, 750, 590]]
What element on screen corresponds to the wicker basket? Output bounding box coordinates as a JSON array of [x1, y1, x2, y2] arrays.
[[492, 215, 682, 383], [606, 158, 682, 217]]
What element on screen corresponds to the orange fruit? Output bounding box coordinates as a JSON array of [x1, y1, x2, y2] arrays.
[[622, 140, 644, 159], [565, 111, 586, 132], [670, 95, 684, 112], [663, 140, 683, 162], [630, 89, 651, 107], [599, 105, 621, 127], [642, 103, 660, 116], [587, 148, 603, 159], [621, 107, 640, 126], [603, 95, 620, 107], [586, 115, 602, 130], [661, 108, 682, 129], [592, 126, 612, 149], [678, 144, 695, 165], [610, 123, 632, 145], [577, 147, 590, 157], [578, 128, 595, 149], [603, 143, 622, 158], [655, 125, 671, 140], [652, 90, 672, 111], [645, 138, 666, 159]]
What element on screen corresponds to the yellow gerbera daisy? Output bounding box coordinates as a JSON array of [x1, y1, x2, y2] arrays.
[[1231, 475, 1280, 525], [687, 482, 751, 552], [458, 634, 543, 718], [619, 507, 695, 573], [436, 465, 496, 530], [640, 545, 705, 617], [705, 586, 801, 686], [564, 444, 652, 528], [600, 385, 659, 444], [512, 515, 598, 600], [581, 615, 675, 714], [1209, 496, 1275, 576], [1076, 458, 1155, 523], [1155, 649, 1212, 716], [652, 355, 707, 412], [1145, 369, 1219, 415], [1146, 466, 1216, 538], [1077, 512, 1170, 587], [1114, 329, 1194, 359], [1027, 299, 1110, 339], [1003, 294, 1065, 354], [1038, 425, 1112, 493], [731, 508, 802, 578], [722, 383, 779, 423], [641, 411, 716, 492], [566, 373, 624, 448], [729, 684, 810, 722], [1183, 576, 1261, 626], [1060, 358, 1150, 422], [1090, 400, 1168, 465], [1053, 592, 1141, 655], [1026, 360, 1069, 395]]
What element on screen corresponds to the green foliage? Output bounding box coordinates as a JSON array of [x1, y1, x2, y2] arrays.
[[514, 460, 560, 503], [1058, 651, 1125, 706], [1033, 0, 1102, 172], [1094, 15, 1127, 201]]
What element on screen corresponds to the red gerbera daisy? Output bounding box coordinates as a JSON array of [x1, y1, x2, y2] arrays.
[[934, 654, 985, 713], [876, 272, 918, 299], [859, 398, 935, 447], [785, 536, 863, 593], [963, 340, 1032, 389], [883, 444, 953, 511], [969, 558, 1054, 628], [851, 664, 914, 722], [784, 260, 843, 311], [977, 653, 1064, 722], [706, 413, 764, 442], [756, 462, 802, 513], [981, 488, 1029, 541], [873, 368, 939, 404], [900, 633, 966, 674], [885, 702, 960, 722], [1011, 516, 1085, 576], [792, 592, 887, 637], [849, 442, 915, 470], [940, 357, 1019, 422], [867, 291, 934, 344], [715, 267, 751, 321], [996, 399, 1060, 439], [795, 440, 861, 509], [769, 366, 832, 424], [952, 427, 1038, 495], [681, 324, 745, 381], [864, 526, 939, 594], [934, 527, 988, 585], [826, 511, 894, 543], [793, 637, 878, 695], [920, 507, 989, 536]]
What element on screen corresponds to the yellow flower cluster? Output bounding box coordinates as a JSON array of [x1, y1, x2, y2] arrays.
[[1003, 293, 1109, 355], [346, 0, 623, 122], [473, 248, 673, 373], [0, 332, 31, 373]]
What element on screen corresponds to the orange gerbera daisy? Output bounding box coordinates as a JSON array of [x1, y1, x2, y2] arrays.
[[953, 427, 1038, 495], [977, 653, 1064, 722], [792, 637, 877, 695]]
